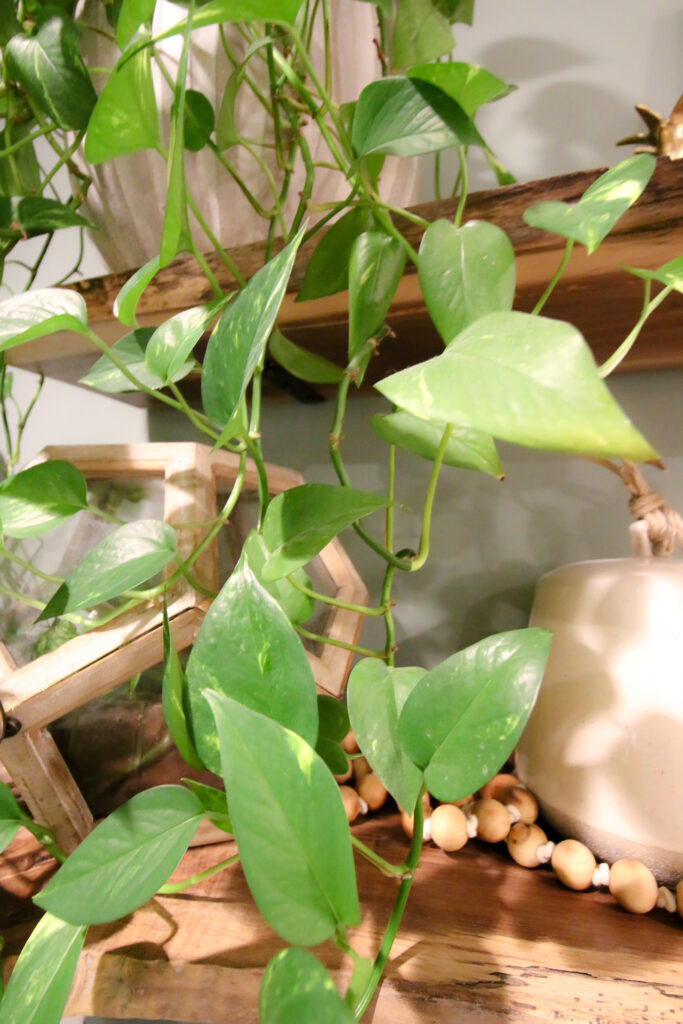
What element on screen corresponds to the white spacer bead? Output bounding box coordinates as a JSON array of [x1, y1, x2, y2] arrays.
[[506, 803, 521, 824], [358, 797, 369, 816], [422, 817, 432, 842], [465, 814, 478, 839], [656, 886, 676, 913], [536, 840, 555, 864], [592, 862, 611, 887]]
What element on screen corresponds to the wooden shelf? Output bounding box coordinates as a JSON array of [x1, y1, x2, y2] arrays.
[[5, 158, 683, 402], [2, 816, 681, 1022]]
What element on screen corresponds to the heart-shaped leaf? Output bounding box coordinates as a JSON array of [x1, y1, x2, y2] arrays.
[[85, 37, 159, 163], [206, 692, 360, 946], [261, 483, 386, 581], [5, 13, 96, 130], [160, 14, 193, 266], [79, 328, 195, 394], [0, 781, 23, 853], [113, 256, 161, 327], [408, 62, 516, 117], [0, 913, 86, 1024], [202, 228, 304, 427], [181, 778, 232, 834], [371, 410, 503, 478], [13, 197, 93, 234], [376, 311, 659, 461], [268, 329, 344, 384], [260, 948, 356, 1024], [418, 219, 515, 344], [116, 0, 156, 48], [186, 557, 318, 773], [352, 76, 484, 158], [145, 301, 225, 383], [241, 530, 315, 624], [34, 786, 203, 924], [348, 231, 405, 383], [398, 629, 552, 801], [38, 519, 178, 621], [0, 289, 88, 351], [523, 155, 656, 254], [0, 460, 88, 538], [391, 0, 454, 72], [161, 603, 204, 771], [315, 695, 350, 777], [183, 89, 215, 151], [296, 208, 375, 302], [626, 255, 683, 293], [347, 660, 424, 813]]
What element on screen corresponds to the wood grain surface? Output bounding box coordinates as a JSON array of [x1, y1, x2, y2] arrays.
[[2, 814, 680, 1023], [6, 159, 682, 398]]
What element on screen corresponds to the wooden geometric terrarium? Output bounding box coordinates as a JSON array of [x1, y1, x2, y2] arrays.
[[0, 442, 367, 853]]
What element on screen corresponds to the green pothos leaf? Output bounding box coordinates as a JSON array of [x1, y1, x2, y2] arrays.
[[0, 913, 86, 1024], [0, 781, 23, 853], [391, 0, 454, 72], [348, 231, 405, 384], [79, 328, 195, 394], [260, 948, 356, 1024], [207, 692, 360, 947], [0, 460, 88, 538], [0, 289, 89, 351], [160, 7, 193, 265], [113, 256, 161, 327], [162, 602, 205, 771], [371, 410, 503, 478], [268, 329, 344, 385]]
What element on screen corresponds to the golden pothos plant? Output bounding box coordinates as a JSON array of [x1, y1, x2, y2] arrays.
[[0, 1, 680, 1021]]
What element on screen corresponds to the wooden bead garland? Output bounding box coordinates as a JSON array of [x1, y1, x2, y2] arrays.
[[337, 735, 682, 922]]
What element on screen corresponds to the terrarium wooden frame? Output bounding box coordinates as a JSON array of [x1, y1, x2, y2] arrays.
[[0, 442, 367, 853]]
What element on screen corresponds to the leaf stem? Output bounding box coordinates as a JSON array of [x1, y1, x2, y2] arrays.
[[598, 281, 673, 377], [351, 836, 411, 878], [410, 424, 453, 572], [157, 852, 240, 893], [287, 574, 386, 616], [453, 146, 468, 229], [352, 791, 425, 1018], [532, 238, 574, 315], [295, 624, 388, 659]]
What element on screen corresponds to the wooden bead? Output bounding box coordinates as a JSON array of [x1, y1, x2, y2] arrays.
[[480, 773, 518, 801], [506, 822, 548, 867], [471, 798, 510, 843], [676, 880, 683, 919], [551, 839, 596, 890], [502, 786, 538, 824], [430, 804, 468, 852], [400, 807, 431, 842], [341, 729, 359, 754], [352, 755, 371, 781], [339, 785, 362, 823], [356, 773, 387, 811], [609, 859, 658, 914]]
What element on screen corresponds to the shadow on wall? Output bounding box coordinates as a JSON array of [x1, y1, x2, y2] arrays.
[[476, 35, 590, 82]]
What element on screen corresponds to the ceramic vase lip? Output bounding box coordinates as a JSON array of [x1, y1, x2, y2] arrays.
[[535, 555, 683, 585]]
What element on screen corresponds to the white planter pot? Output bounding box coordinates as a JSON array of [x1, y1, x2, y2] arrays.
[[516, 557, 683, 886], [76, 0, 418, 273]]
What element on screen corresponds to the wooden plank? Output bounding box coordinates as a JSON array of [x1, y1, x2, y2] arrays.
[[0, 645, 93, 852], [2, 815, 680, 1022], [163, 443, 219, 595], [6, 159, 682, 393]]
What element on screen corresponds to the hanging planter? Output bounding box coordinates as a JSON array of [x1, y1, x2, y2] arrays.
[[0, 443, 367, 850], [516, 464, 683, 886], [74, 0, 419, 273]]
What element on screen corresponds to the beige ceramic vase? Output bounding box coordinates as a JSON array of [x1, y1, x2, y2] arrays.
[[516, 529, 683, 886]]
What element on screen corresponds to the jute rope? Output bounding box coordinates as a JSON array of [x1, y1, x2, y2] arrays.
[[596, 459, 683, 555]]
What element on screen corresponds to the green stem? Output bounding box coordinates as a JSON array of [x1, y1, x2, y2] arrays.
[[186, 193, 246, 287], [0, 124, 52, 158], [532, 239, 574, 315], [295, 624, 387, 659], [372, 206, 419, 267], [190, 241, 222, 299], [352, 790, 425, 1018], [453, 146, 468, 229], [598, 282, 673, 377], [0, 545, 63, 585], [85, 504, 125, 525], [351, 836, 411, 878], [410, 424, 453, 572], [381, 564, 397, 666], [157, 852, 240, 894], [186, 450, 247, 568], [287, 574, 387, 616], [20, 815, 66, 864]]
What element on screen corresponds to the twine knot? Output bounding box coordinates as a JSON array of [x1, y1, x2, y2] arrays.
[[600, 459, 683, 556]]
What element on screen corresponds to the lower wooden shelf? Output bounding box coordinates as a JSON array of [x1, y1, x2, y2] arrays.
[[2, 815, 681, 1023]]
